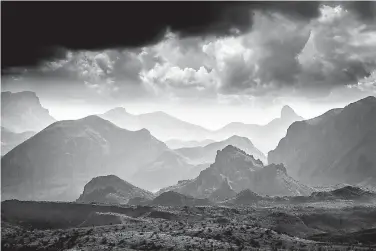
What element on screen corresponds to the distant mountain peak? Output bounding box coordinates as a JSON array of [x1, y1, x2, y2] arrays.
[[105, 107, 129, 115], [281, 105, 299, 119]]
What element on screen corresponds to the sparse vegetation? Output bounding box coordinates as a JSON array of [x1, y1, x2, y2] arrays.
[[2, 200, 376, 250]]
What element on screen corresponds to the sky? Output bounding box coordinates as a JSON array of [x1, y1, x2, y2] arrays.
[[2, 2, 376, 130]]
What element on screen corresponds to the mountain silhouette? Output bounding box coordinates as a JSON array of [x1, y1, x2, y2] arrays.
[[1, 115, 167, 201], [99, 107, 211, 141], [176, 135, 267, 165], [269, 96, 376, 186], [214, 105, 303, 153]]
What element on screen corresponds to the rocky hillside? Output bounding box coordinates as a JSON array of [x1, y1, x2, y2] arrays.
[[76, 175, 154, 204], [1, 116, 167, 201], [269, 96, 376, 186], [1, 91, 56, 133], [159, 145, 313, 198]]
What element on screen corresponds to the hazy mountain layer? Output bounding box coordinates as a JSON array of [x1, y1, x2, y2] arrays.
[[269, 96, 376, 186], [99, 108, 211, 141], [176, 135, 267, 165], [165, 139, 216, 149], [1, 127, 35, 156], [100, 105, 302, 154], [131, 150, 208, 192], [1, 116, 167, 201], [1, 91, 56, 133], [213, 105, 303, 153]]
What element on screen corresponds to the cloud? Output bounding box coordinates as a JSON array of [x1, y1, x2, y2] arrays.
[[2, 2, 324, 70], [3, 4, 376, 104]]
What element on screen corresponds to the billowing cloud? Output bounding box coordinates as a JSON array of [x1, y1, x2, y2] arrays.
[[3, 3, 376, 104]]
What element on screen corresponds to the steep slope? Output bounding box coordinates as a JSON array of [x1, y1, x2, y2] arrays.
[[159, 145, 312, 198], [166, 139, 216, 149], [76, 175, 154, 204], [1, 91, 56, 133], [215, 105, 303, 153], [175, 135, 267, 165], [1, 127, 35, 155], [99, 108, 211, 141], [131, 150, 208, 191], [1, 115, 167, 201], [268, 96, 376, 186]]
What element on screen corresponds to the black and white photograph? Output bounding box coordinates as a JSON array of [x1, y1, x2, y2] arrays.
[[1, 1, 376, 250]]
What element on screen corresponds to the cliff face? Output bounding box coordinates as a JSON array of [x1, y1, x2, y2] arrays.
[[269, 96, 376, 186]]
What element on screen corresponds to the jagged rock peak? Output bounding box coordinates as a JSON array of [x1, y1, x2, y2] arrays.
[[215, 145, 263, 165]]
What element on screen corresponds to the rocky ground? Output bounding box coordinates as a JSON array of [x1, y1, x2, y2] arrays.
[[2, 200, 376, 250]]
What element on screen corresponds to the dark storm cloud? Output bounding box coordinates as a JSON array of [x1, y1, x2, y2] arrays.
[[2, 1, 324, 71], [340, 1, 376, 21]]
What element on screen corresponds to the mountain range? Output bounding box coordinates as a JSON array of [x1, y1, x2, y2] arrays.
[[213, 105, 304, 153], [1, 115, 167, 201], [175, 135, 267, 165], [158, 145, 313, 198], [165, 139, 216, 149], [99, 107, 210, 142], [269, 96, 376, 187], [131, 135, 265, 191], [99, 105, 303, 153]]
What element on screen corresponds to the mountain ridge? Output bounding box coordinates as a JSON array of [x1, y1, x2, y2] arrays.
[[1, 115, 167, 201], [269, 95, 376, 186]]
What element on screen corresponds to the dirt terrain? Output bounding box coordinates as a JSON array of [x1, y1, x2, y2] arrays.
[[2, 200, 376, 250]]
